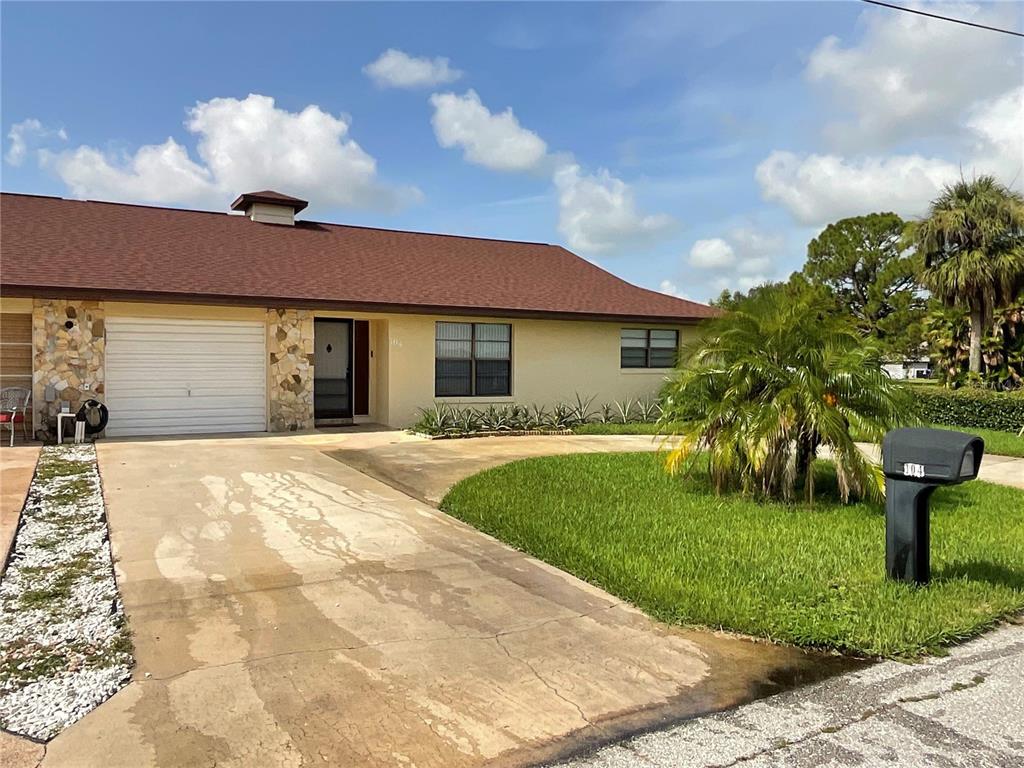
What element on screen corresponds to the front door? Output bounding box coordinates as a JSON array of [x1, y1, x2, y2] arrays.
[[314, 319, 352, 419]]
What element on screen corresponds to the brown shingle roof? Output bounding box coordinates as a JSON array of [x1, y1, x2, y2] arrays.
[[0, 193, 715, 322]]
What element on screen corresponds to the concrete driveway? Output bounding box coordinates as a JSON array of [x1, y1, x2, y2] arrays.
[[37, 431, 852, 768]]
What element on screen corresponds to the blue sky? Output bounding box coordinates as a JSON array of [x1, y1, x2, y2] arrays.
[[3, 2, 1021, 301]]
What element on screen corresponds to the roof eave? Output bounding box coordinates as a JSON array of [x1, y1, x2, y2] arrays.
[[229, 192, 309, 213], [0, 284, 711, 324]]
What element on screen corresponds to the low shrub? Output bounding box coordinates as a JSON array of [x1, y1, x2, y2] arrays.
[[411, 395, 663, 437], [909, 384, 1024, 433]]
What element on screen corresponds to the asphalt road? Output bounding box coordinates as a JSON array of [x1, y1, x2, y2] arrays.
[[551, 621, 1024, 768]]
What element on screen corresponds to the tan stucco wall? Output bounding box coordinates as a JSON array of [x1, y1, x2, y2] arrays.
[[0, 297, 34, 314], [14, 296, 699, 433], [103, 302, 265, 322], [379, 313, 696, 428]]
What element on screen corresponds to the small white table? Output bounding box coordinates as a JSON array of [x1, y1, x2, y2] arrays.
[[56, 413, 85, 444]]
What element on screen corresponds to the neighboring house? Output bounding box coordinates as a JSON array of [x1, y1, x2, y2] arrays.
[[0, 190, 714, 438], [882, 358, 932, 381]]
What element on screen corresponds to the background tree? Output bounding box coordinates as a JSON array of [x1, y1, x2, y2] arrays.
[[911, 176, 1024, 376], [804, 212, 924, 358], [925, 292, 1024, 390], [922, 303, 969, 384], [711, 272, 836, 313], [984, 294, 1024, 390]]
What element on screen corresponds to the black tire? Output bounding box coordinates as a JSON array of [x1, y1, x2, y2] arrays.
[[76, 399, 109, 435]]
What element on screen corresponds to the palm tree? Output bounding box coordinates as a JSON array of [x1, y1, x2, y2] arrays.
[[911, 176, 1024, 376], [660, 285, 912, 504], [923, 292, 1024, 390], [923, 303, 970, 385]]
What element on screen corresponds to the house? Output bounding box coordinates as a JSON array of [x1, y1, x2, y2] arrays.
[[882, 358, 932, 381], [0, 190, 715, 438]]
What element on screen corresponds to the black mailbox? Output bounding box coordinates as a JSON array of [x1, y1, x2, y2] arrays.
[[882, 428, 984, 585]]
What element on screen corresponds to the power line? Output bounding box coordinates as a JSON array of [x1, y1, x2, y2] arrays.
[[859, 0, 1024, 38]]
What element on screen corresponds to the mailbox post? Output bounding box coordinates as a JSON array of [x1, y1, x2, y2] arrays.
[[881, 428, 984, 585]]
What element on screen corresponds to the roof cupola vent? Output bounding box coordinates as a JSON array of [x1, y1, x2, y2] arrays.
[[230, 190, 308, 226]]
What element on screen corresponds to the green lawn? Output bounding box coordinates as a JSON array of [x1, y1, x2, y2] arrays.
[[572, 422, 662, 435], [441, 453, 1024, 658], [936, 424, 1024, 458]]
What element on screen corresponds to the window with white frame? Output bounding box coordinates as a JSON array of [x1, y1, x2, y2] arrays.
[[435, 322, 512, 396], [620, 328, 678, 369]]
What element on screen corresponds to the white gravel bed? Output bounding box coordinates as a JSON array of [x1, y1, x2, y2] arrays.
[[0, 443, 133, 741]]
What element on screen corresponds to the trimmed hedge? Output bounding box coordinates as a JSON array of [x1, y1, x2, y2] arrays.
[[908, 385, 1024, 433]]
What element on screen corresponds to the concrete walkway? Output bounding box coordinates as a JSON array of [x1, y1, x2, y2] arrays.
[[851, 442, 1024, 490], [326, 431, 1024, 506], [31, 433, 849, 768], [974, 451, 1024, 489], [551, 621, 1024, 768], [327, 431, 663, 505], [0, 444, 40, 566]]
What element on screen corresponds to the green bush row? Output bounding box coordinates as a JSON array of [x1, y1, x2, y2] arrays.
[[412, 395, 662, 437], [908, 385, 1024, 433]]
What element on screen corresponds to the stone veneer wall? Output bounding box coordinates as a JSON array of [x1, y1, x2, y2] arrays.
[[32, 299, 106, 439], [267, 309, 314, 431]]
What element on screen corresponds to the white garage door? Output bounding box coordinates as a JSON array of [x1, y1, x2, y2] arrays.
[[105, 317, 266, 437]]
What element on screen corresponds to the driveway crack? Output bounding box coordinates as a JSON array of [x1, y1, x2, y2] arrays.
[[493, 632, 600, 733], [136, 603, 625, 683]]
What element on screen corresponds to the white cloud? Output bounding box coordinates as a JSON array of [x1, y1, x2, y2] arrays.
[[678, 226, 784, 298], [729, 227, 784, 260], [737, 274, 770, 291], [5, 119, 66, 166], [363, 49, 462, 89], [726, 227, 783, 277], [688, 238, 736, 269], [710, 273, 771, 295], [427, 90, 673, 256], [756, 86, 1023, 228], [966, 85, 1024, 175], [737, 256, 772, 275], [430, 90, 548, 173], [38, 94, 419, 211], [45, 139, 216, 205], [756, 150, 964, 226], [658, 279, 689, 299], [807, 2, 1022, 150], [553, 162, 674, 254], [757, 4, 1023, 227]]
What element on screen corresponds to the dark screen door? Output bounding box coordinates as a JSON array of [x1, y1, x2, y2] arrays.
[[314, 319, 352, 418]]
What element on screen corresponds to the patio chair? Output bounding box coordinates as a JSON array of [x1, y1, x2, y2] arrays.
[[0, 387, 31, 447]]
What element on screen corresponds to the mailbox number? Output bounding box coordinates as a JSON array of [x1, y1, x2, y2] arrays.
[[903, 462, 926, 478]]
